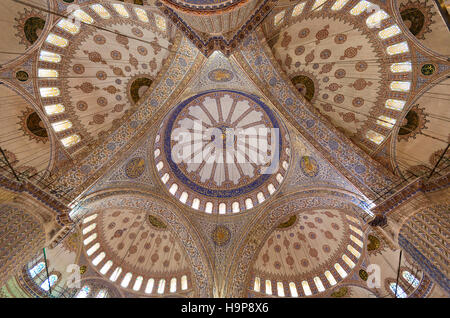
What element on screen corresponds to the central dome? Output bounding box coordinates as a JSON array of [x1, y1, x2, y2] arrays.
[[161, 0, 244, 11], [154, 90, 291, 214]]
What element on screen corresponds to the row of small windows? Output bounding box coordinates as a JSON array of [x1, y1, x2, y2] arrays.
[[253, 225, 363, 296], [82, 215, 188, 294], [155, 145, 289, 213], [274, 1, 412, 147], [389, 271, 421, 298], [37, 3, 168, 149], [75, 285, 108, 298], [28, 263, 59, 292]]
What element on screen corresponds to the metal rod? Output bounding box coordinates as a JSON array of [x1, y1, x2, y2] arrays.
[[394, 250, 403, 298], [42, 247, 52, 296], [428, 143, 450, 179], [0, 147, 20, 182]]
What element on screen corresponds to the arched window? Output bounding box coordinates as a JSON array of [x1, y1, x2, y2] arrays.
[[29, 262, 45, 278], [402, 271, 420, 288], [389, 282, 407, 298], [40, 274, 58, 291], [96, 289, 108, 298], [75, 285, 90, 298]]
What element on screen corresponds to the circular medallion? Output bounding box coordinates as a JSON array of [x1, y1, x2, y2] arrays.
[[300, 156, 319, 177], [208, 69, 234, 83], [421, 63, 435, 76], [15, 70, 29, 82], [211, 225, 231, 246], [125, 157, 145, 179], [155, 90, 291, 214]]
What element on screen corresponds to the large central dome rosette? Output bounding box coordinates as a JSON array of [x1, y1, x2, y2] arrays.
[[154, 90, 290, 214]]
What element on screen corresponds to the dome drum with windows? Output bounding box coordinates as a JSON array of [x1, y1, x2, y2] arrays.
[[154, 90, 291, 214]]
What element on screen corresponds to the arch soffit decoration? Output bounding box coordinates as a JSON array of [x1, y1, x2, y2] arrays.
[[32, 1, 179, 161], [226, 189, 369, 297], [389, 73, 450, 178], [234, 28, 399, 199], [55, 35, 205, 200], [0, 0, 53, 69], [389, 0, 450, 60], [0, 80, 57, 173], [77, 189, 214, 297]]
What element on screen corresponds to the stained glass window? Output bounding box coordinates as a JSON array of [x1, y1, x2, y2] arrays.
[[312, 0, 327, 11], [90, 4, 111, 19], [133, 276, 143, 291], [192, 198, 200, 210], [51, 120, 72, 132], [274, 11, 285, 26], [75, 285, 90, 298], [390, 81, 411, 92], [275, 282, 284, 296], [325, 270, 337, 285], [331, 0, 350, 11], [57, 19, 80, 35], [245, 198, 253, 209], [82, 223, 96, 235], [170, 278, 177, 293], [161, 173, 170, 184], [135, 8, 149, 23], [112, 4, 129, 18], [121, 272, 133, 288], [350, 234, 364, 247], [342, 254, 356, 268], [350, 1, 371, 16], [314, 277, 325, 292], [289, 282, 298, 297], [334, 263, 348, 278], [92, 252, 105, 266], [87, 242, 100, 256], [385, 99, 406, 111], [391, 62, 412, 73], [302, 281, 312, 296], [389, 282, 407, 298], [29, 262, 45, 278], [96, 289, 108, 298], [40, 274, 58, 291], [179, 192, 188, 204], [366, 10, 389, 28], [145, 278, 155, 294], [379, 25, 401, 39], [83, 231, 97, 244], [46, 34, 68, 48], [377, 115, 396, 128], [157, 279, 166, 294], [347, 245, 361, 258], [346, 214, 360, 224], [72, 9, 93, 24], [100, 260, 113, 275], [61, 134, 81, 148], [39, 51, 61, 63], [402, 271, 420, 288], [205, 202, 213, 213], [40, 87, 60, 98], [387, 42, 409, 55], [109, 267, 122, 282], [366, 130, 385, 145], [292, 2, 306, 16], [155, 14, 167, 31], [83, 213, 98, 224], [181, 275, 188, 290], [45, 104, 65, 115], [349, 224, 363, 236], [265, 280, 272, 295]]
